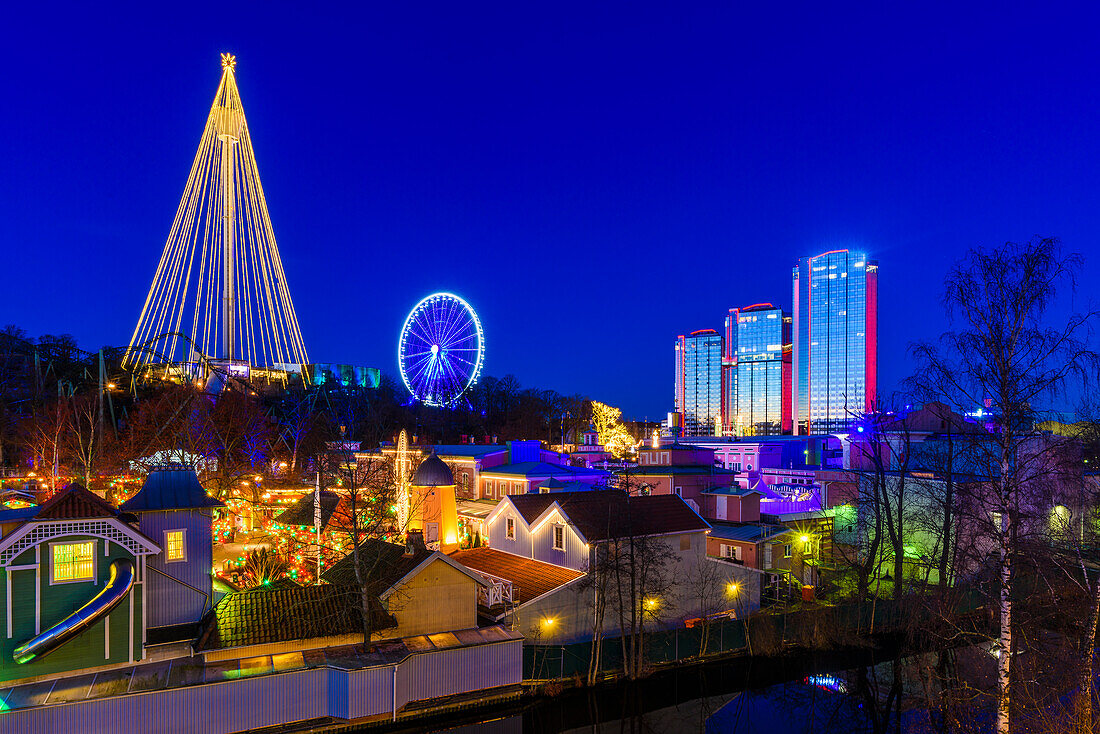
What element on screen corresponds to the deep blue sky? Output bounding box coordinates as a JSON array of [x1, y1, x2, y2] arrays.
[[3, 4, 1099, 418]]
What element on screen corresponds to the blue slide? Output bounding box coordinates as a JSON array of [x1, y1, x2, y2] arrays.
[[13, 559, 135, 664]]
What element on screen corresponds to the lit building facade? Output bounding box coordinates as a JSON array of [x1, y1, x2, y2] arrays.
[[733, 304, 791, 435], [674, 330, 724, 436], [792, 249, 878, 434]]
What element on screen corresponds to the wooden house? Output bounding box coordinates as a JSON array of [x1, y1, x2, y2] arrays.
[[0, 484, 159, 684]]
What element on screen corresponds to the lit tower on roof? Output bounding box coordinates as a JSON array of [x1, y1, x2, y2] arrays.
[[124, 54, 308, 371]]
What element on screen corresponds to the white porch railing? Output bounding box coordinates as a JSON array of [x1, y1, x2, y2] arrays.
[[473, 570, 515, 607]]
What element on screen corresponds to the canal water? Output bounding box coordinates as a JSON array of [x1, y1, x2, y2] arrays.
[[407, 643, 989, 734]]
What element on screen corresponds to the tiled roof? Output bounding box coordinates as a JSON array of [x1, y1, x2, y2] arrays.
[[708, 523, 791, 543], [37, 483, 117, 519], [321, 539, 435, 595], [449, 547, 583, 605], [508, 490, 710, 541], [273, 490, 340, 530], [196, 583, 395, 651], [120, 467, 224, 512]]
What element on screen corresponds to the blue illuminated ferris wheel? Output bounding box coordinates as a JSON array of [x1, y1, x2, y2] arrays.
[[398, 293, 484, 408]]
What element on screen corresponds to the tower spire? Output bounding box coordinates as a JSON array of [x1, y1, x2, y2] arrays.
[[124, 54, 308, 371]]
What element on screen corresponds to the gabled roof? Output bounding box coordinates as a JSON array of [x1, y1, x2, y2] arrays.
[[449, 547, 584, 606], [321, 539, 485, 598], [37, 483, 117, 519], [273, 490, 340, 530], [120, 466, 224, 512], [196, 583, 396, 651], [502, 490, 710, 543]]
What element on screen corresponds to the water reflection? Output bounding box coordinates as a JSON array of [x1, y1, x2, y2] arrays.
[[423, 646, 995, 734]]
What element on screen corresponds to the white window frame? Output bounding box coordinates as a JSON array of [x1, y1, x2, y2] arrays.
[[783, 543, 792, 559], [506, 517, 515, 540], [49, 540, 98, 585], [553, 524, 565, 550], [164, 529, 187, 563]]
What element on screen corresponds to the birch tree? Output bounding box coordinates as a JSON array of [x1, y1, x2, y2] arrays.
[[912, 237, 1099, 733]]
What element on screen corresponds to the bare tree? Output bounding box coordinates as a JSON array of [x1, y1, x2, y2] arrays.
[[912, 237, 1100, 734]]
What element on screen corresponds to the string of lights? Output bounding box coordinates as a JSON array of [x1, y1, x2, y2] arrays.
[[124, 54, 308, 370]]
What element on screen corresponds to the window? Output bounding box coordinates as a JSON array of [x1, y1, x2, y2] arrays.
[[506, 517, 515, 539], [52, 541, 95, 583], [721, 544, 742, 560], [462, 472, 469, 491], [165, 529, 186, 562], [554, 525, 564, 550], [783, 544, 792, 559]]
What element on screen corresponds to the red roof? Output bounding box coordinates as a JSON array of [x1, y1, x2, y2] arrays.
[[449, 547, 583, 605], [36, 483, 117, 519]]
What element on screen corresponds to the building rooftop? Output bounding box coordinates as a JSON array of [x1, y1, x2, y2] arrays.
[[626, 465, 736, 476], [196, 583, 395, 651], [456, 499, 499, 518], [701, 486, 762, 497], [411, 453, 454, 487], [449, 547, 584, 606], [507, 490, 710, 541], [708, 523, 791, 544], [120, 466, 224, 512], [480, 462, 608, 479], [38, 483, 118, 519], [321, 538, 436, 595], [430, 445, 507, 458]]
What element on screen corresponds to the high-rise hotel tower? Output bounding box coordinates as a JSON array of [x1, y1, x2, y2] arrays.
[[792, 250, 878, 434]]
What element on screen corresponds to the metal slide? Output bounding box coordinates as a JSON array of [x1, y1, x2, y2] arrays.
[[13, 559, 135, 664]]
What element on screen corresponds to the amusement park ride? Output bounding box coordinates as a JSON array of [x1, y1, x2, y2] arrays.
[[121, 54, 483, 408], [398, 292, 485, 408], [123, 54, 309, 380]]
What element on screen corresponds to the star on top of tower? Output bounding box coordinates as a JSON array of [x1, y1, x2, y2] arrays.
[[221, 53, 237, 72]]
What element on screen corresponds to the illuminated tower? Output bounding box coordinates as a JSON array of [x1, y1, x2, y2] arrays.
[[733, 304, 792, 435], [792, 250, 878, 434], [124, 54, 308, 370]]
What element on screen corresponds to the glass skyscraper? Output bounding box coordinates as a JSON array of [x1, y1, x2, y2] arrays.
[[674, 330, 724, 436], [733, 304, 791, 435], [792, 249, 878, 434]]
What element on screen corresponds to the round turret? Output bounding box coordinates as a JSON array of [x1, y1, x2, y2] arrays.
[[411, 452, 454, 487]]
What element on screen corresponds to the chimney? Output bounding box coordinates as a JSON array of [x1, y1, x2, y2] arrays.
[[405, 529, 426, 556]]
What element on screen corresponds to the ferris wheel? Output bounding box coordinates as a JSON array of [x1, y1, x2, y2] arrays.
[[398, 293, 484, 407]]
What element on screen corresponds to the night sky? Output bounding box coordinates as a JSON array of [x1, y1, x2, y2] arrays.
[[3, 4, 1099, 418]]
